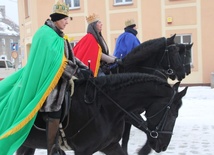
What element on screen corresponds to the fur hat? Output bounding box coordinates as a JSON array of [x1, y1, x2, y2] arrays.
[[125, 19, 136, 28], [50, 1, 69, 22], [50, 13, 68, 22]]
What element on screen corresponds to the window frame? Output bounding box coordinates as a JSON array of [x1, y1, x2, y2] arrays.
[[114, 0, 133, 6], [64, 0, 80, 10], [24, 0, 30, 18]]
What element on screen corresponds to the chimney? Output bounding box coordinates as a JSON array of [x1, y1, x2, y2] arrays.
[[0, 6, 6, 18]]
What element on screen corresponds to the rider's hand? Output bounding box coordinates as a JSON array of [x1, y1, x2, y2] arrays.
[[76, 68, 94, 79], [114, 58, 123, 66]]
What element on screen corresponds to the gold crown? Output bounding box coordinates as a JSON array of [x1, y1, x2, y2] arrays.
[[125, 19, 135, 27], [86, 13, 99, 24], [52, 1, 69, 16]]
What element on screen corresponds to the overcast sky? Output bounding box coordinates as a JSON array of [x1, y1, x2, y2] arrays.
[[0, 0, 18, 24]]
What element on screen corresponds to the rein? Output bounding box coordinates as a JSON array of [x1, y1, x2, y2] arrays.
[[146, 90, 176, 138], [138, 66, 168, 80], [86, 79, 148, 131], [159, 45, 175, 76], [84, 78, 176, 139]]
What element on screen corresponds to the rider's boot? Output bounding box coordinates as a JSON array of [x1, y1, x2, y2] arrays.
[[46, 117, 60, 155]]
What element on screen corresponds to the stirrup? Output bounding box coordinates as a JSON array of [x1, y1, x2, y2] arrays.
[[50, 144, 66, 155]]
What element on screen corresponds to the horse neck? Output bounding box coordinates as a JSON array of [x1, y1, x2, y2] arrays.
[[107, 82, 171, 114], [122, 37, 166, 68], [136, 67, 169, 81], [134, 45, 169, 80]]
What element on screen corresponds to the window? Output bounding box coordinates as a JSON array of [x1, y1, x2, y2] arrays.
[[0, 61, 6, 68], [174, 34, 193, 64], [1, 38, 5, 46], [10, 39, 13, 44], [174, 34, 191, 44], [114, 0, 133, 5], [65, 0, 80, 9], [24, 0, 30, 18], [6, 61, 14, 68]]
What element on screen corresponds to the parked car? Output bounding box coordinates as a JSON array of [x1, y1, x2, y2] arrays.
[[0, 59, 16, 80]]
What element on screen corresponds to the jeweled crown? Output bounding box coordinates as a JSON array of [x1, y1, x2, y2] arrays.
[[86, 13, 99, 24], [125, 19, 135, 27], [52, 1, 69, 16]]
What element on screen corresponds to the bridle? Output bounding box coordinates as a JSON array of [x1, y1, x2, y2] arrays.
[[159, 44, 176, 76], [145, 90, 176, 138], [134, 45, 176, 81], [182, 44, 191, 66], [66, 78, 176, 140], [84, 79, 177, 139]]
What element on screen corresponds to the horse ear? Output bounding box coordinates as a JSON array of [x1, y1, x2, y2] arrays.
[[179, 86, 188, 98], [171, 34, 176, 42], [171, 33, 176, 39], [167, 34, 176, 46], [186, 43, 193, 50], [173, 82, 180, 91]]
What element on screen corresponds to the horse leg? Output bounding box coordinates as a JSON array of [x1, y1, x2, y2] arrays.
[[101, 142, 126, 155], [121, 122, 131, 155], [46, 117, 60, 155], [138, 140, 152, 155], [16, 146, 36, 155]]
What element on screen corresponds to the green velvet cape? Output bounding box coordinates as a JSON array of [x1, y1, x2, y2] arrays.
[[0, 25, 67, 155]]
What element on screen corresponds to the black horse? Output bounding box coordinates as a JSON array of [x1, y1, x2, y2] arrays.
[[177, 43, 193, 76], [109, 37, 193, 155], [16, 73, 187, 155], [111, 35, 186, 82], [167, 42, 193, 82]]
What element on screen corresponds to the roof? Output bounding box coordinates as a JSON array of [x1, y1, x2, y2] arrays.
[[0, 21, 19, 36]]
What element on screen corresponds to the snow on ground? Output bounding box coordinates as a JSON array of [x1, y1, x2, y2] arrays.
[[25, 86, 214, 155]]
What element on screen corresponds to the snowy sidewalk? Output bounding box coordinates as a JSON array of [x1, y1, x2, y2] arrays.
[[30, 86, 214, 155], [129, 86, 214, 155]]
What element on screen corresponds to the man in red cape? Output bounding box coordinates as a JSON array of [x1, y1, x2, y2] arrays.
[[73, 33, 102, 77], [73, 13, 122, 77]]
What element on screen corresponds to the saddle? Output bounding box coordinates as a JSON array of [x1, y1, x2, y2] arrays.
[[34, 89, 71, 129], [33, 89, 72, 150]]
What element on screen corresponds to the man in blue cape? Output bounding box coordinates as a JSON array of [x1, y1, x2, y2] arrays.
[[113, 19, 140, 59]]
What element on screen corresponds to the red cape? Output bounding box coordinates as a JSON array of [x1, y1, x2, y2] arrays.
[[73, 33, 101, 77]]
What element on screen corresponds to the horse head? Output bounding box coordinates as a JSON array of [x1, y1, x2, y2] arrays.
[[183, 43, 193, 75], [145, 82, 188, 153], [120, 35, 188, 82], [159, 44, 186, 81], [175, 43, 193, 77]]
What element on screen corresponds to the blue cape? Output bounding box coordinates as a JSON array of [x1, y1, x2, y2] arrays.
[[113, 32, 140, 58]]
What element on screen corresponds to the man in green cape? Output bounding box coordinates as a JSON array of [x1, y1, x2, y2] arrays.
[[0, 1, 87, 155]]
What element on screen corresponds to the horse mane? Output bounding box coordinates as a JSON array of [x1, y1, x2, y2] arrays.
[[75, 73, 170, 92], [176, 43, 186, 54], [122, 37, 166, 67]]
